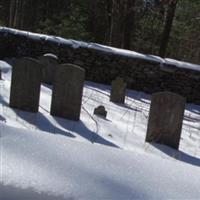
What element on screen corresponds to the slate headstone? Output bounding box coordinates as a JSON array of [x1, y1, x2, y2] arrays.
[[9, 57, 42, 112], [110, 77, 127, 104], [50, 64, 85, 121], [39, 53, 58, 84], [146, 91, 186, 149]]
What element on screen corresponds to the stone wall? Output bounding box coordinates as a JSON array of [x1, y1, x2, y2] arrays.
[[0, 27, 200, 105]]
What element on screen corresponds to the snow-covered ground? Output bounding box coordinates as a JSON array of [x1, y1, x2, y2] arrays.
[[0, 60, 200, 199]]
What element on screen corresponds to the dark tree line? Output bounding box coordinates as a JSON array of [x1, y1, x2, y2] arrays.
[[0, 0, 199, 64]]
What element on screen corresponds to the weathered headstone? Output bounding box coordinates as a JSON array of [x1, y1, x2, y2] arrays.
[[9, 57, 42, 112], [146, 91, 186, 149], [39, 53, 58, 84], [94, 105, 107, 118], [50, 64, 85, 121], [110, 77, 127, 104]]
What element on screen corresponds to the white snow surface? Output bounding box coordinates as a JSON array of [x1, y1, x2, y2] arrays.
[[1, 27, 200, 71], [165, 58, 200, 72], [0, 61, 200, 199]]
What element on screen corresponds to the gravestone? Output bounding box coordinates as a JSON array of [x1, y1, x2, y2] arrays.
[[9, 57, 42, 112], [146, 92, 186, 149], [110, 77, 127, 104], [94, 105, 107, 118], [39, 53, 58, 84], [50, 64, 85, 121]]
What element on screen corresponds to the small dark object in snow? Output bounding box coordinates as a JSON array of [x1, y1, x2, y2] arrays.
[[94, 105, 107, 118], [108, 134, 113, 138]]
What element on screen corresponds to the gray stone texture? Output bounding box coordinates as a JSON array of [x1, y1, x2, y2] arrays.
[[110, 77, 127, 104], [94, 105, 107, 118], [9, 57, 42, 112], [146, 92, 186, 149], [39, 54, 58, 84], [50, 64, 85, 121], [1, 28, 200, 105]]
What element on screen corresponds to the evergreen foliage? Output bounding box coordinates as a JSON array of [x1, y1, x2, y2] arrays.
[[0, 0, 199, 63]]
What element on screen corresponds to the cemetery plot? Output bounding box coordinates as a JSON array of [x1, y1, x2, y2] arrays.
[[0, 60, 199, 159]]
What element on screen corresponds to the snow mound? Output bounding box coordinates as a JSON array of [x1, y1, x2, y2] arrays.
[[1, 123, 200, 200]]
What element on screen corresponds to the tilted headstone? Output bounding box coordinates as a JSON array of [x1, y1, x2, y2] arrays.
[[39, 53, 58, 84], [94, 105, 107, 118], [110, 77, 127, 104], [50, 64, 85, 121], [146, 92, 186, 149], [9, 57, 42, 112]]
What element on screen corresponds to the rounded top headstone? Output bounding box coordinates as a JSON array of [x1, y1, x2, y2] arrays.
[[43, 53, 58, 60], [15, 57, 42, 68], [146, 91, 186, 149], [110, 76, 127, 104], [61, 63, 85, 73], [10, 57, 42, 112], [38, 54, 58, 84], [50, 63, 85, 121], [152, 91, 186, 101]]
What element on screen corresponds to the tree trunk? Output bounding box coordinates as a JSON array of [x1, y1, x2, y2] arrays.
[[9, 0, 16, 27], [159, 0, 178, 57], [109, 0, 123, 48], [109, 0, 135, 49], [8, 0, 26, 29], [14, 0, 26, 28], [123, 0, 135, 49]]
